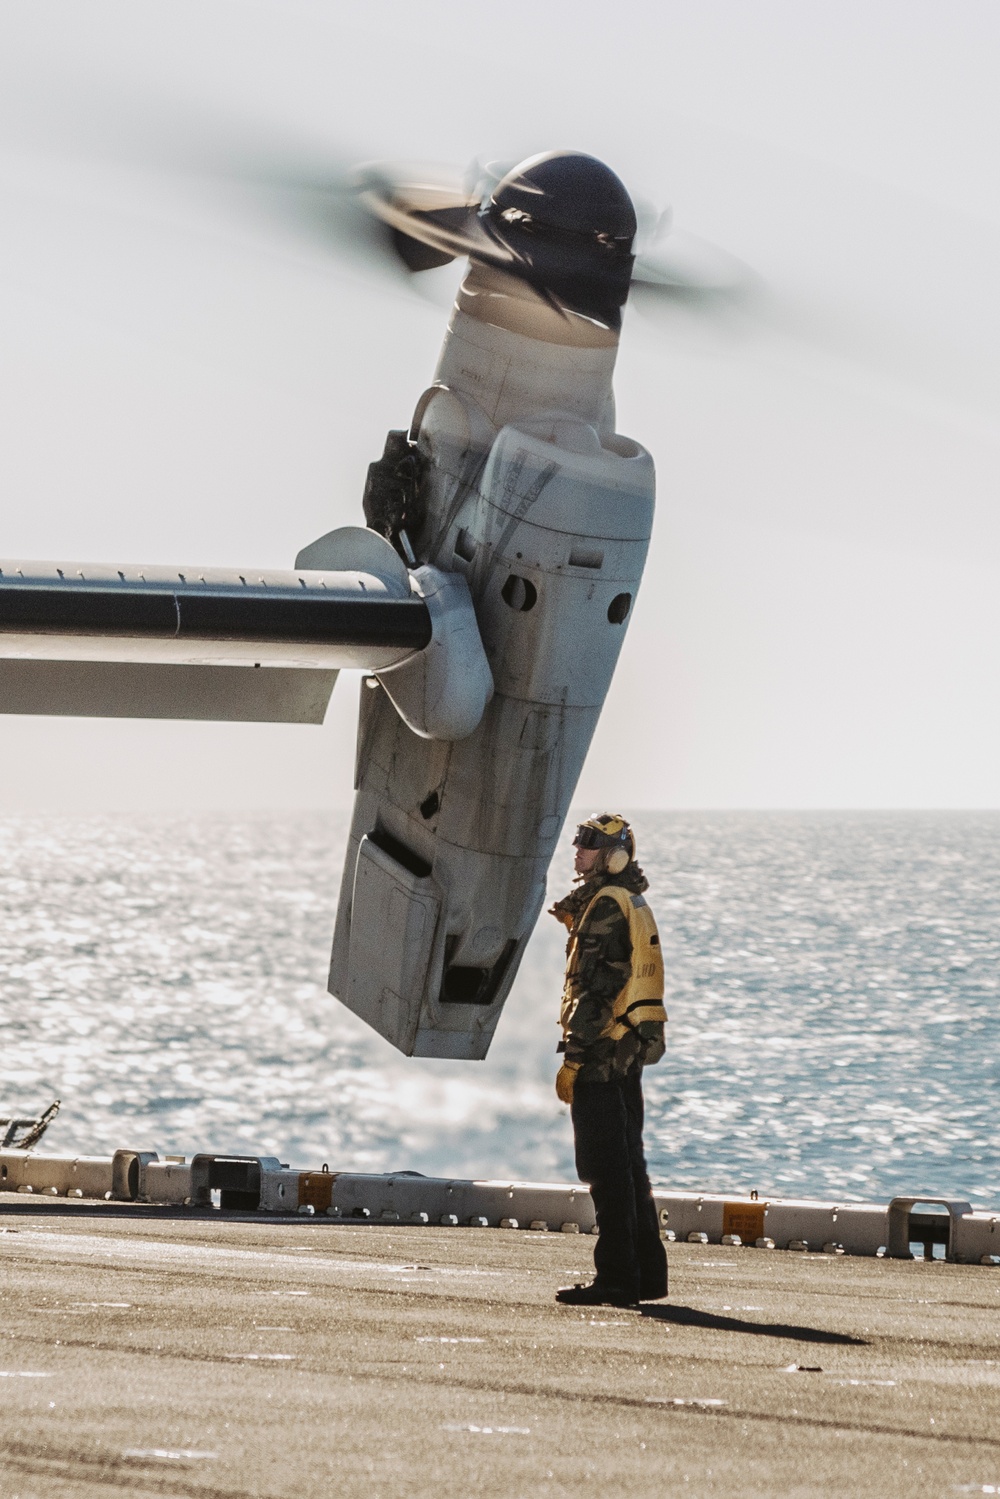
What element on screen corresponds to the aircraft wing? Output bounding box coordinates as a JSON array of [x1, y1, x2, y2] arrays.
[[0, 556, 430, 723]]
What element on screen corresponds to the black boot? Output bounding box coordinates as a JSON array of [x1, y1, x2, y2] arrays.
[[555, 1281, 639, 1308]]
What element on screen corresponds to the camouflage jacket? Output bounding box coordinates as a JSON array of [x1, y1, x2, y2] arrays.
[[551, 864, 664, 1084]]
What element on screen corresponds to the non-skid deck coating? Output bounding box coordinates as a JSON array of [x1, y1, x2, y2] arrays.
[[1, 1203, 999, 1498]]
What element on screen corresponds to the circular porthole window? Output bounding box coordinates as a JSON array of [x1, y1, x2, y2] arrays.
[[607, 592, 632, 624], [501, 574, 538, 612]]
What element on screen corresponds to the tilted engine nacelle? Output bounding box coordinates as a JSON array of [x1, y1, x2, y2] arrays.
[[329, 388, 654, 1059]]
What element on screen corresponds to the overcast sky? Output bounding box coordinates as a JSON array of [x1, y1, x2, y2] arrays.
[[0, 0, 998, 811]]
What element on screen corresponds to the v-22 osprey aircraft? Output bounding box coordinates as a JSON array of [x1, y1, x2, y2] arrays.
[[0, 150, 741, 1061]]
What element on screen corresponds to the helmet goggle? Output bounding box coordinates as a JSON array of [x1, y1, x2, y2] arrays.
[[574, 814, 630, 851]]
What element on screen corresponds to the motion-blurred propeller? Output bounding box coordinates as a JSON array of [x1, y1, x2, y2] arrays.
[[1, 87, 758, 335], [44, 100, 756, 331]]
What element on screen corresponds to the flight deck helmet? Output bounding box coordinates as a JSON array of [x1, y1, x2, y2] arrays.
[[573, 813, 634, 875]]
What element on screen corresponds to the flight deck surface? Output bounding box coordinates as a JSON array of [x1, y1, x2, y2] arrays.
[[1, 1204, 999, 1497]]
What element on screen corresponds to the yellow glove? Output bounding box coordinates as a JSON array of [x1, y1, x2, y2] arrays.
[[555, 1063, 580, 1105]]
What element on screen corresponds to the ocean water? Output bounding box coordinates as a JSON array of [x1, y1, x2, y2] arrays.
[[1, 810, 998, 1207]]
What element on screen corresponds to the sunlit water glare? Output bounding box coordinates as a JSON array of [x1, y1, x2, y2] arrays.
[[2, 811, 998, 1205]]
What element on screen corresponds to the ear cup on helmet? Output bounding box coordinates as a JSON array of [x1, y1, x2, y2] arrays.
[[606, 847, 630, 875]]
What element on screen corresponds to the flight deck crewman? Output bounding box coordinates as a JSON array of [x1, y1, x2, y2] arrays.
[[550, 814, 668, 1307]]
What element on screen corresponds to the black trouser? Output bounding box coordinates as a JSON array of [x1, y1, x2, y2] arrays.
[[571, 1069, 667, 1300]]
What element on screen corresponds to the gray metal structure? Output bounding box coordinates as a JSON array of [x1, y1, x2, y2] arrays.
[[330, 271, 653, 1057], [5, 1143, 1000, 1264]]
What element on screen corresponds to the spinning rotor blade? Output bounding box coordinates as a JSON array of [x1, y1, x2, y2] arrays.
[[6, 84, 758, 330], [9, 93, 457, 291], [633, 228, 757, 296], [629, 202, 760, 323], [68, 102, 742, 326], [351, 160, 492, 273]]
